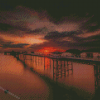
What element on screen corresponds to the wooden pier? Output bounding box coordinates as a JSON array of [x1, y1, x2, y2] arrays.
[[7, 52, 100, 81]]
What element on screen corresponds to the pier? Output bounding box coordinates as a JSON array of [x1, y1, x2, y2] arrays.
[[7, 51, 100, 82], [3, 52, 100, 100]]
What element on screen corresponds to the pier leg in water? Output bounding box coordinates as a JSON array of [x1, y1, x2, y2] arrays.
[[50, 59, 51, 69], [44, 57, 45, 70], [71, 61, 73, 74], [56, 60, 59, 81], [67, 60, 69, 76], [64, 61, 66, 77], [61, 61, 62, 78], [53, 60, 54, 80]]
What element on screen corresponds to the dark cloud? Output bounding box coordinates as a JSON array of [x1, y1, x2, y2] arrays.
[[0, 23, 25, 37], [2, 43, 29, 48], [26, 27, 47, 34], [44, 31, 81, 40], [0, 9, 30, 34], [0, 23, 46, 36], [50, 33, 100, 50], [0, 0, 100, 51], [77, 40, 100, 50], [80, 16, 100, 32], [78, 34, 100, 47], [1, 0, 100, 35], [0, 22, 27, 33], [0, 23, 14, 31], [0, 0, 99, 20]]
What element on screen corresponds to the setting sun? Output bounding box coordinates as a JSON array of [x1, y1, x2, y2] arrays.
[[37, 47, 65, 53], [44, 49, 49, 53]]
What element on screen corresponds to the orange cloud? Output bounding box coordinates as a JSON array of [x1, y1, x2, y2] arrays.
[[0, 34, 47, 45]]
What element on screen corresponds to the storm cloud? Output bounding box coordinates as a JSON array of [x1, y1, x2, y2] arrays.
[[0, 0, 100, 51], [44, 31, 82, 40], [2, 43, 29, 48]]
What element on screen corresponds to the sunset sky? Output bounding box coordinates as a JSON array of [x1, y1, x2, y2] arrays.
[[0, 0, 100, 52]]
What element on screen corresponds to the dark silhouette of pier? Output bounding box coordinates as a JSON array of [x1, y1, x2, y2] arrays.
[[4, 51, 100, 100], [7, 51, 100, 81]]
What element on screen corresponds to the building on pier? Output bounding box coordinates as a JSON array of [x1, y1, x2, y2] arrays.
[[80, 52, 100, 59], [93, 52, 100, 58], [61, 52, 73, 57], [80, 52, 87, 58], [50, 51, 62, 57]]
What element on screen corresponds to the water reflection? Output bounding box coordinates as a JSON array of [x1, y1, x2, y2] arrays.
[[52, 60, 73, 80], [17, 54, 99, 94], [0, 53, 51, 100], [94, 64, 100, 89], [44, 57, 51, 70]]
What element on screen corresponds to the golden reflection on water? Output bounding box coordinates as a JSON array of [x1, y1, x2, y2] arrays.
[[22, 54, 96, 94], [0, 53, 51, 100], [44, 57, 51, 69]]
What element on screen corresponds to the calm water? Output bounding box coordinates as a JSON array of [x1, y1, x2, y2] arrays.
[[0, 53, 52, 100], [19, 54, 97, 94], [0, 53, 99, 100]]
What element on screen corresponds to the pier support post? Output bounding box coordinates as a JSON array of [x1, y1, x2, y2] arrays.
[[38, 56, 39, 66], [64, 61, 66, 77], [67, 60, 69, 76], [50, 59, 51, 69], [41, 57, 42, 65], [31, 55, 33, 67], [61, 61, 62, 78], [71, 61, 73, 74], [44, 57, 45, 70], [53, 60, 54, 80], [56, 60, 58, 80], [35, 56, 37, 66], [24, 54, 25, 62]]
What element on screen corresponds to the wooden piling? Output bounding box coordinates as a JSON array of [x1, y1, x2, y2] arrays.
[[56, 60, 58, 80], [61, 61, 62, 78], [53, 60, 54, 80], [44, 57, 45, 70], [67, 60, 69, 75], [71, 61, 73, 74], [64, 60, 66, 77], [50, 59, 51, 69]]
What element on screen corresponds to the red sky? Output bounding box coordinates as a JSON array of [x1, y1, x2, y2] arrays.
[[0, 0, 100, 52], [37, 47, 66, 53]]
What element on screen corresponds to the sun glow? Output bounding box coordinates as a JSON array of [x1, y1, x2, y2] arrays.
[[37, 47, 65, 53], [44, 49, 49, 53]]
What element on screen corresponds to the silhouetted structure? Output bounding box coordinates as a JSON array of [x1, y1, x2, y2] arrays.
[[4, 52, 7, 55], [53, 60, 73, 80], [66, 49, 81, 57], [10, 51, 16, 57], [87, 52, 93, 58]]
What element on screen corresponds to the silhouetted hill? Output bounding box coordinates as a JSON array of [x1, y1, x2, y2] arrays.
[[82, 48, 100, 53], [66, 48, 100, 54], [66, 49, 82, 55], [52, 51, 62, 54]]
